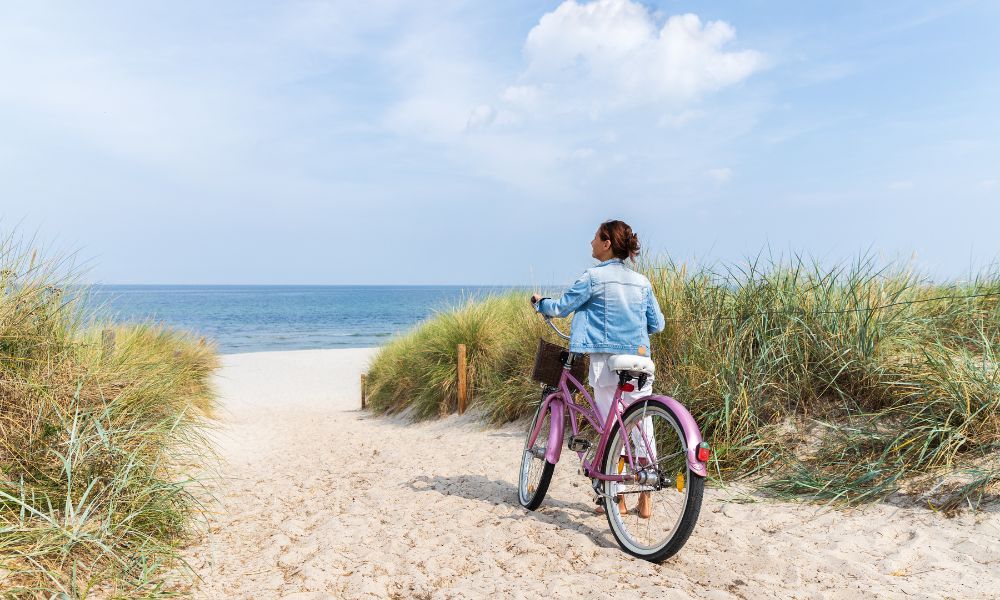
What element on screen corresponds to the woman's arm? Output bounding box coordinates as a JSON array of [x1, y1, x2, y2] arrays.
[[536, 272, 592, 318], [646, 286, 665, 333]]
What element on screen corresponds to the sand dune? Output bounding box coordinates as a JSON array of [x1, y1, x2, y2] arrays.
[[181, 349, 999, 599]]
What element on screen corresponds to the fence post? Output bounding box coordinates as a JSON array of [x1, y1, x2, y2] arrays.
[[457, 344, 467, 415], [101, 329, 115, 361], [360, 374, 367, 410]]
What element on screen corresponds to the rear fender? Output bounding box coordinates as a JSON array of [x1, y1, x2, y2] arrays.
[[643, 395, 707, 477]]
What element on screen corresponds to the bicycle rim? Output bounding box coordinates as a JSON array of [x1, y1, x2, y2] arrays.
[[602, 401, 698, 559]]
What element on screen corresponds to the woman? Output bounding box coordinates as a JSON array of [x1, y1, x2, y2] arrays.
[[530, 219, 665, 517]]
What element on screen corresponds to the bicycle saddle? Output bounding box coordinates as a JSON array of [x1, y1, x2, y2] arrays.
[[608, 354, 655, 376]]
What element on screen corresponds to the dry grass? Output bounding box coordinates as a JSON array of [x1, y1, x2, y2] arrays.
[[366, 254, 1000, 509], [0, 238, 219, 597]]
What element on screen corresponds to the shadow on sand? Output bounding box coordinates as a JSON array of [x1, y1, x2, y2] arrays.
[[405, 474, 618, 549]]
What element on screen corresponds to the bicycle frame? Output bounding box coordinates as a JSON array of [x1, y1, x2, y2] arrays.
[[526, 356, 708, 481]]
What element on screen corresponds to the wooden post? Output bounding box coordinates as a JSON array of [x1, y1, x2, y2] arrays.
[[360, 374, 367, 410], [457, 344, 467, 415], [101, 329, 115, 361]]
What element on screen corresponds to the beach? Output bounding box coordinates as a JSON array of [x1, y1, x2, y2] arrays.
[[181, 348, 1000, 599]]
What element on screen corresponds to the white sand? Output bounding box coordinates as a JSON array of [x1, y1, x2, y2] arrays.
[[182, 348, 1000, 599]]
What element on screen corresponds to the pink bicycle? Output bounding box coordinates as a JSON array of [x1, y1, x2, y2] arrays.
[[518, 314, 710, 562]]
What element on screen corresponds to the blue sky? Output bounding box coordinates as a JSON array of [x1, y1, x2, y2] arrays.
[[1, 1, 997, 285]]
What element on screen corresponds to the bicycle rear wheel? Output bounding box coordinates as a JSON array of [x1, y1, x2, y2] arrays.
[[600, 399, 704, 562], [518, 399, 555, 510]]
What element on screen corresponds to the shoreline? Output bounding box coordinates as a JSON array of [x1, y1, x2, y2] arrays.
[[218, 345, 382, 357], [181, 348, 1000, 598]]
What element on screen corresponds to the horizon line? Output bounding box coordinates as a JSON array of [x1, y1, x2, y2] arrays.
[[81, 282, 548, 287]]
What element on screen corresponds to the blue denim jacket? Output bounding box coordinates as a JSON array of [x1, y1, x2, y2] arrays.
[[536, 258, 665, 355]]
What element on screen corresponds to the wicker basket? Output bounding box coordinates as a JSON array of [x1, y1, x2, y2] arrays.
[[531, 338, 588, 387]]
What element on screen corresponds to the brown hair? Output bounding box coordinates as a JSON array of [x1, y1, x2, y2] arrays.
[[598, 220, 640, 260]]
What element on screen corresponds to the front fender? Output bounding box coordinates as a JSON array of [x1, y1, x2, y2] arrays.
[[644, 395, 707, 477], [543, 399, 564, 464]]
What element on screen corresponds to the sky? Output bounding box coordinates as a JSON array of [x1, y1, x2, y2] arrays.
[[1, 0, 998, 285]]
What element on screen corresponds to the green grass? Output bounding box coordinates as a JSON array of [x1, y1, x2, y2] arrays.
[[366, 254, 1000, 509], [0, 238, 219, 597]]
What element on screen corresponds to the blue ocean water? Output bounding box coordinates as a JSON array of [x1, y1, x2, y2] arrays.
[[84, 285, 527, 354]]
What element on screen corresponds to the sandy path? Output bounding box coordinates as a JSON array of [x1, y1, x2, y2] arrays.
[[182, 349, 1000, 599]]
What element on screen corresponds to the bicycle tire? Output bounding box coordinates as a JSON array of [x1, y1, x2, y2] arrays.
[[518, 399, 556, 510], [600, 399, 704, 562]]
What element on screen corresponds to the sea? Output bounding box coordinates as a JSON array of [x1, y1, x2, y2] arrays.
[[83, 285, 529, 354]]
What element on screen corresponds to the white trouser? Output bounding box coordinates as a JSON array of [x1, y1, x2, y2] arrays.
[[589, 353, 657, 461]]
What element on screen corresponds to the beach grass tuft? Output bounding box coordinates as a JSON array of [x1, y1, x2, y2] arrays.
[[0, 237, 219, 597], [365, 254, 1000, 509]]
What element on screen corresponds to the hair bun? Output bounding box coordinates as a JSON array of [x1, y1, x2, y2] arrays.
[[629, 231, 641, 255], [599, 220, 641, 260]]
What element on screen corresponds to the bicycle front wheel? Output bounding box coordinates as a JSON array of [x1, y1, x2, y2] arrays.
[[518, 399, 555, 510], [600, 399, 704, 562]]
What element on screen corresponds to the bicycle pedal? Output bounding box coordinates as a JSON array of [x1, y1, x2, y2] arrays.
[[567, 435, 591, 452]]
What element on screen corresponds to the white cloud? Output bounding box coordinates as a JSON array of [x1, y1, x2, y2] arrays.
[[981, 179, 997, 189], [373, 1, 765, 198], [516, 0, 764, 114], [440, 0, 764, 146], [379, 8, 500, 141], [377, 1, 765, 199], [0, 3, 394, 194]]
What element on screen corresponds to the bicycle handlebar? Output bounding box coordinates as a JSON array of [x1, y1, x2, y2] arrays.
[[531, 296, 571, 341], [544, 316, 571, 341]]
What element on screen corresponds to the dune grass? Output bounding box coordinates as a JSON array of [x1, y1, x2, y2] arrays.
[[0, 240, 219, 597], [366, 254, 1000, 509]]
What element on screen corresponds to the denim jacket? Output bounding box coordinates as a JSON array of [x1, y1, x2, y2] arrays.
[[536, 258, 665, 355]]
